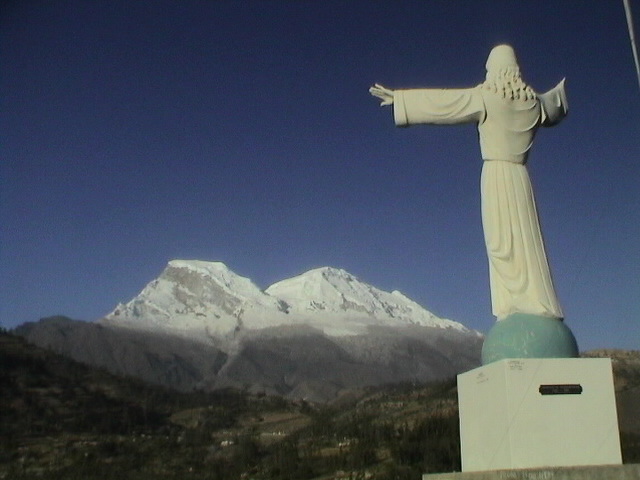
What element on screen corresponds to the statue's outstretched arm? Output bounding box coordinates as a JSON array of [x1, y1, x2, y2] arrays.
[[539, 78, 568, 127], [369, 83, 394, 106]]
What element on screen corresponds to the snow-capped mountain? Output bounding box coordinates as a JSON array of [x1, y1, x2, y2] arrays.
[[101, 260, 293, 340], [101, 260, 470, 340], [17, 260, 482, 402], [265, 266, 467, 334]]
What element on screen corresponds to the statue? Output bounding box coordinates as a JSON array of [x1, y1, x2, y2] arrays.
[[370, 45, 578, 362]]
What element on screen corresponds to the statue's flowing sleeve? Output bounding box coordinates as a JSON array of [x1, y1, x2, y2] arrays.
[[539, 79, 568, 127], [393, 87, 484, 127]]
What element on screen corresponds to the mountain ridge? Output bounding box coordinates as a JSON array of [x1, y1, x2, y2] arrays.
[[15, 259, 483, 402], [101, 259, 475, 340]]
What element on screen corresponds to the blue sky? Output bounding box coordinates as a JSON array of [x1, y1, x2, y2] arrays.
[[1, 1, 638, 351]]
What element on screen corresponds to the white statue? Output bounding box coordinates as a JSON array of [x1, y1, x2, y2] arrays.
[[370, 44, 568, 321]]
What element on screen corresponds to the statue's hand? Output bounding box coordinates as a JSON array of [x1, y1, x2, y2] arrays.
[[369, 83, 394, 106]]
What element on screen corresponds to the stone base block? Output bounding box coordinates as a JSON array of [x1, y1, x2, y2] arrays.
[[457, 358, 621, 472], [422, 464, 640, 480]]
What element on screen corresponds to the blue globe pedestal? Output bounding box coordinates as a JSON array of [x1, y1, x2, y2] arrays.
[[481, 313, 579, 365]]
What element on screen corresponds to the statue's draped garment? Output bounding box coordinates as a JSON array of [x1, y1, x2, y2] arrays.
[[393, 83, 567, 320]]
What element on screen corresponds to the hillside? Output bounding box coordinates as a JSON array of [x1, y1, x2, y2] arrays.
[[1, 331, 638, 480]]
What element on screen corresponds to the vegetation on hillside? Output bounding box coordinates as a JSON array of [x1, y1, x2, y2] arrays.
[[1, 330, 638, 479]]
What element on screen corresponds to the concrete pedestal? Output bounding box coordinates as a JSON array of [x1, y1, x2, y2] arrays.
[[457, 358, 621, 472], [422, 464, 640, 480]]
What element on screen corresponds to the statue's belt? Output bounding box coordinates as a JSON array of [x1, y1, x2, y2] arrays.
[[483, 157, 526, 164]]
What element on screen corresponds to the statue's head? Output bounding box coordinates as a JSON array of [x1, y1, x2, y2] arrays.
[[483, 44, 535, 100], [485, 44, 519, 73]]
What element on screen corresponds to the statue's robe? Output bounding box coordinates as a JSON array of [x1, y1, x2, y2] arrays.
[[393, 82, 567, 320]]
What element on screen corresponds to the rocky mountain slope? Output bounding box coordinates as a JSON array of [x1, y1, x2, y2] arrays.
[[15, 260, 483, 402], [3, 331, 638, 479]]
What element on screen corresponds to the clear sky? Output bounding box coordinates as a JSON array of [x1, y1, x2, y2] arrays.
[[1, 1, 638, 351]]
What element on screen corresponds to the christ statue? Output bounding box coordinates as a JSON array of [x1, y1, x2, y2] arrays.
[[370, 45, 568, 327]]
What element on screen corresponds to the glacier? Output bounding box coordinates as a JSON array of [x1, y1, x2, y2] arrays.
[[18, 259, 483, 402], [101, 260, 474, 340]]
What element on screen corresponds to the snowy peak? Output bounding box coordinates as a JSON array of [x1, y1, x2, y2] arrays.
[[265, 267, 360, 313], [102, 260, 290, 337], [102, 260, 472, 339], [265, 267, 467, 331], [165, 260, 267, 305]]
